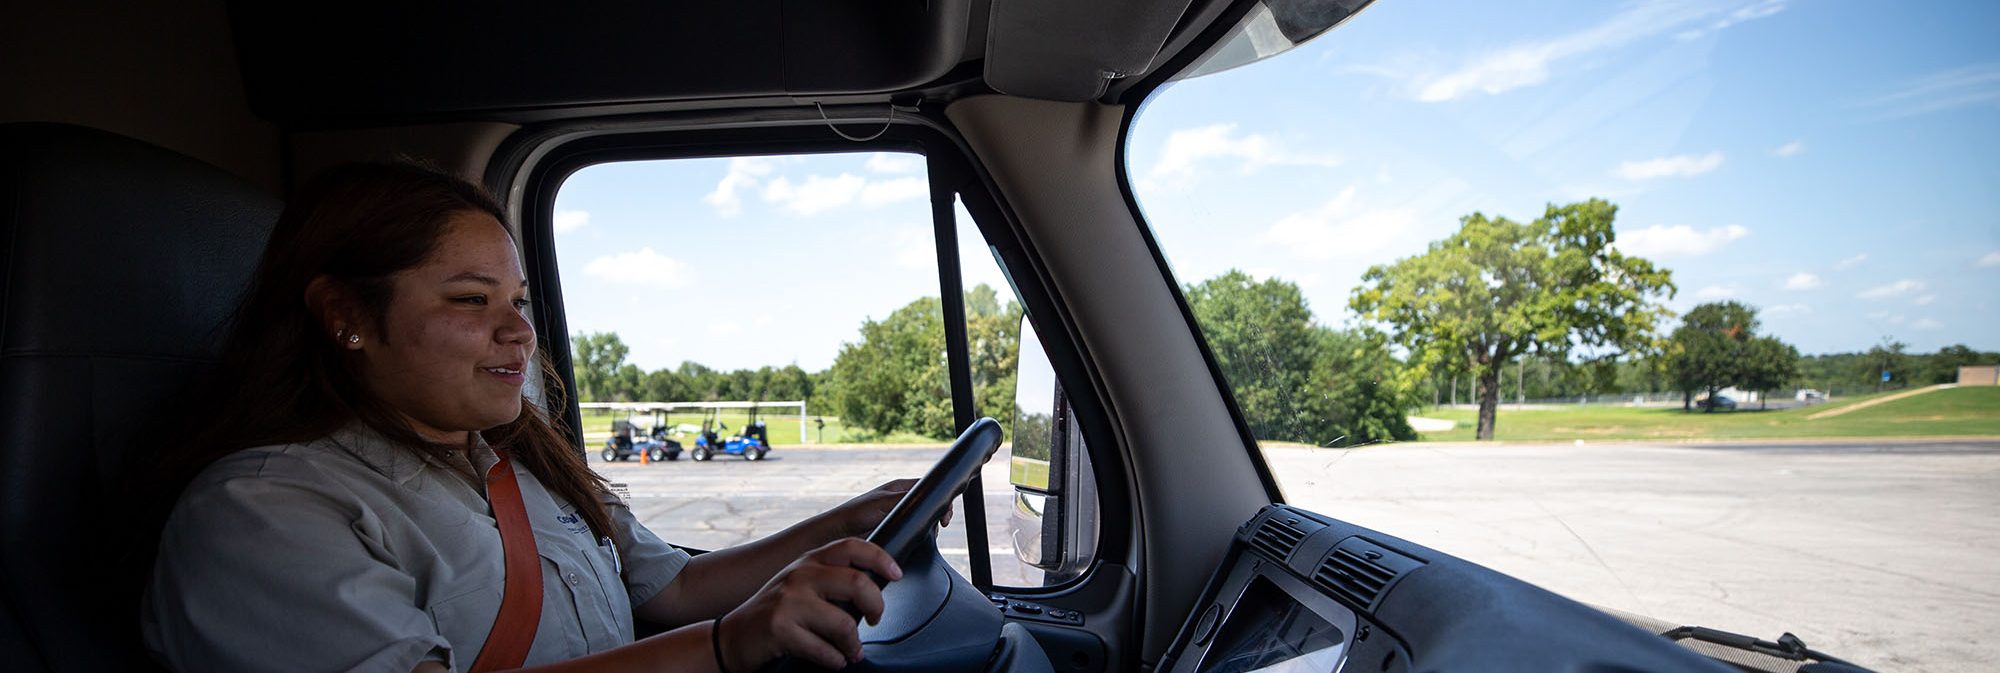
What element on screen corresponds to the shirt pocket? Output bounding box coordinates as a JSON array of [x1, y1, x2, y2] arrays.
[[424, 551, 595, 667], [578, 538, 636, 639], [425, 584, 499, 669], [531, 545, 597, 660]]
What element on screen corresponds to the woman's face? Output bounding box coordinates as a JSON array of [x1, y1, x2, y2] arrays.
[[355, 211, 536, 443]]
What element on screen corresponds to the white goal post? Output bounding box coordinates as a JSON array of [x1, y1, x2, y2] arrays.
[[578, 400, 809, 444]]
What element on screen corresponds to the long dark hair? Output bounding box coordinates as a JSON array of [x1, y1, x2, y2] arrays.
[[166, 160, 613, 538]]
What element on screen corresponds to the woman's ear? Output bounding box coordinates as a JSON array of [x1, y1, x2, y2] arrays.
[[304, 275, 365, 349]]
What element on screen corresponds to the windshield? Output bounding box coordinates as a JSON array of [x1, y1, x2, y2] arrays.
[[1129, 1, 1999, 671]]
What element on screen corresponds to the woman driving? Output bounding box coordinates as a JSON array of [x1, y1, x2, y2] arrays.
[[143, 161, 913, 673]]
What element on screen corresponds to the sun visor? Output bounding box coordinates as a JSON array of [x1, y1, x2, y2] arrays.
[[982, 0, 1197, 101], [230, 1, 970, 125]]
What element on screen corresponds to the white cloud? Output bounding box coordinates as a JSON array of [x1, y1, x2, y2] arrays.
[[1675, 0, 1787, 40], [757, 172, 926, 215], [554, 210, 591, 234], [1914, 294, 1937, 306], [1771, 140, 1805, 158], [1150, 124, 1338, 183], [1615, 152, 1726, 180], [1980, 251, 2000, 267], [762, 173, 866, 215], [1858, 279, 1927, 300], [705, 157, 776, 217], [582, 247, 690, 289], [865, 153, 922, 174], [1693, 285, 1739, 300], [1398, 0, 1784, 102], [1912, 318, 1944, 330], [894, 226, 935, 270], [1834, 253, 1868, 270], [1767, 303, 1812, 315], [1618, 224, 1749, 257], [1858, 63, 2000, 120], [859, 177, 928, 207], [707, 321, 744, 337], [1260, 186, 1418, 260], [1783, 272, 1821, 291]]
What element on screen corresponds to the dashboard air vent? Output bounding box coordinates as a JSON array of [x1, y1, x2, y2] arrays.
[[1247, 517, 1306, 561], [1313, 537, 1420, 612], [1314, 548, 1393, 609]]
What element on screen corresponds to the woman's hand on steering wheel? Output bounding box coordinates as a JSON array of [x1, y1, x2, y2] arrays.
[[830, 478, 954, 539], [717, 538, 905, 671]]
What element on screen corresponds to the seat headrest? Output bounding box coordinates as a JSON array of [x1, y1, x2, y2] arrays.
[[0, 122, 280, 362], [0, 122, 280, 673]]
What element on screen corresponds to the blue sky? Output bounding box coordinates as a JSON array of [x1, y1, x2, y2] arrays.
[[556, 0, 1999, 373]]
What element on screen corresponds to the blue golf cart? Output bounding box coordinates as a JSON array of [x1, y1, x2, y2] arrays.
[[690, 407, 772, 461]]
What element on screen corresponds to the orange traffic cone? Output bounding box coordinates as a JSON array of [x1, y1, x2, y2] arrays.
[[640, 447, 649, 465]]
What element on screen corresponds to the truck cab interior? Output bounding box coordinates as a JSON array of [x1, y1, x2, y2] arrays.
[[1, 1, 1875, 672]]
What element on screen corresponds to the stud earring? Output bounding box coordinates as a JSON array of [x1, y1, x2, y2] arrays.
[[348, 333, 362, 345]]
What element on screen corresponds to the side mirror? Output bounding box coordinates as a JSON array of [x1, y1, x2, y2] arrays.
[[1009, 317, 1098, 584]]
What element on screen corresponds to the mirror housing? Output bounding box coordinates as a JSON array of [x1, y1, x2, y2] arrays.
[[1008, 317, 1098, 583]]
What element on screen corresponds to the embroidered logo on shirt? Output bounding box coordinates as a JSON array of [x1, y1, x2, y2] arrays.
[[556, 512, 589, 535]]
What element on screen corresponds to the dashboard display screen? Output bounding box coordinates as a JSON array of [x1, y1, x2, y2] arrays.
[[1197, 576, 1348, 673]]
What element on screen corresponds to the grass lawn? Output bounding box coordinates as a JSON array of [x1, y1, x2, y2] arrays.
[[574, 407, 945, 445], [1416, 386, 2000, 442], [1009, 457, 1051, 488]]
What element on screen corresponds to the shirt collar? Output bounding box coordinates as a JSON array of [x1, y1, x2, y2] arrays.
[[325, 421, 495, 486]]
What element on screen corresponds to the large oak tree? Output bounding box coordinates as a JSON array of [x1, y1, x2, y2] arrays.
[[1350, 199, 1674, 440]]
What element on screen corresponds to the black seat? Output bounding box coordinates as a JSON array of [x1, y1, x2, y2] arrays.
[[0, 123, 280, 672]]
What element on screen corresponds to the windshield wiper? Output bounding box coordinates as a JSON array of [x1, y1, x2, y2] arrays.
[[1660, 626, 1876, 673]]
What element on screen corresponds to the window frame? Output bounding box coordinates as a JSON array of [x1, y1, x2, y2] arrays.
[[492, 114, 1133, 594]]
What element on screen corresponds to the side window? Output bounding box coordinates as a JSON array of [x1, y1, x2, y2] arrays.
[[553, 152, 955, 557], [551, 153, 1096, 585]]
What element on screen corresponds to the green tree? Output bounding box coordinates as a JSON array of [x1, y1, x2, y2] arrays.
[[1922, 344, 1995, 384], [1350, 199, 1674, 439], [610, 363, 645, 402], [1666, 302, 1755, 412], [764, 364, 815, 402], [825, 297, 951, 438], [1187, 271, 1415, 446], [1188, 271, 1324, 442], [1664, 302, 1802, 411], [1741, 336, 1801, 410], [676, 361, 721, 400], [1312, 328, 1418, 445], [964, 285, 1024, 429], [1863, 338, 1909, 392], [570, 332, 630, 402], [642, 368, 690, 403], [823, 285, 1023, 439]]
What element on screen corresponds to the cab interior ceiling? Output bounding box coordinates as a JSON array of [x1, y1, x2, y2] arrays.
[[227, 0, 1228, 127]]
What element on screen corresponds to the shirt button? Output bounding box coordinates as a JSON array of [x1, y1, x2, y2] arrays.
[[566, 572, 581, 586]]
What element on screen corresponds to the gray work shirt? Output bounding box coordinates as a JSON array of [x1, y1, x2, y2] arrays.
[[142, 424, 690, 673]]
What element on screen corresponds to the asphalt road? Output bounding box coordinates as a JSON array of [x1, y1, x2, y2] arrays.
[[597, 439, 2000, 673]]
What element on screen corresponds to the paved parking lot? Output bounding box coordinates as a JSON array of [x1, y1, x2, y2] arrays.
[[597, 439, 2000, 673]]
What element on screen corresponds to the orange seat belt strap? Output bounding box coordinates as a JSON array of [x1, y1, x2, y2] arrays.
[[469, 448, 542, 673]]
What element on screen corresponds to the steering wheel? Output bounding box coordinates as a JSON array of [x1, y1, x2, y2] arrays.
[[761, 417, 1010, 673], [866, 417, 1005, 563]]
